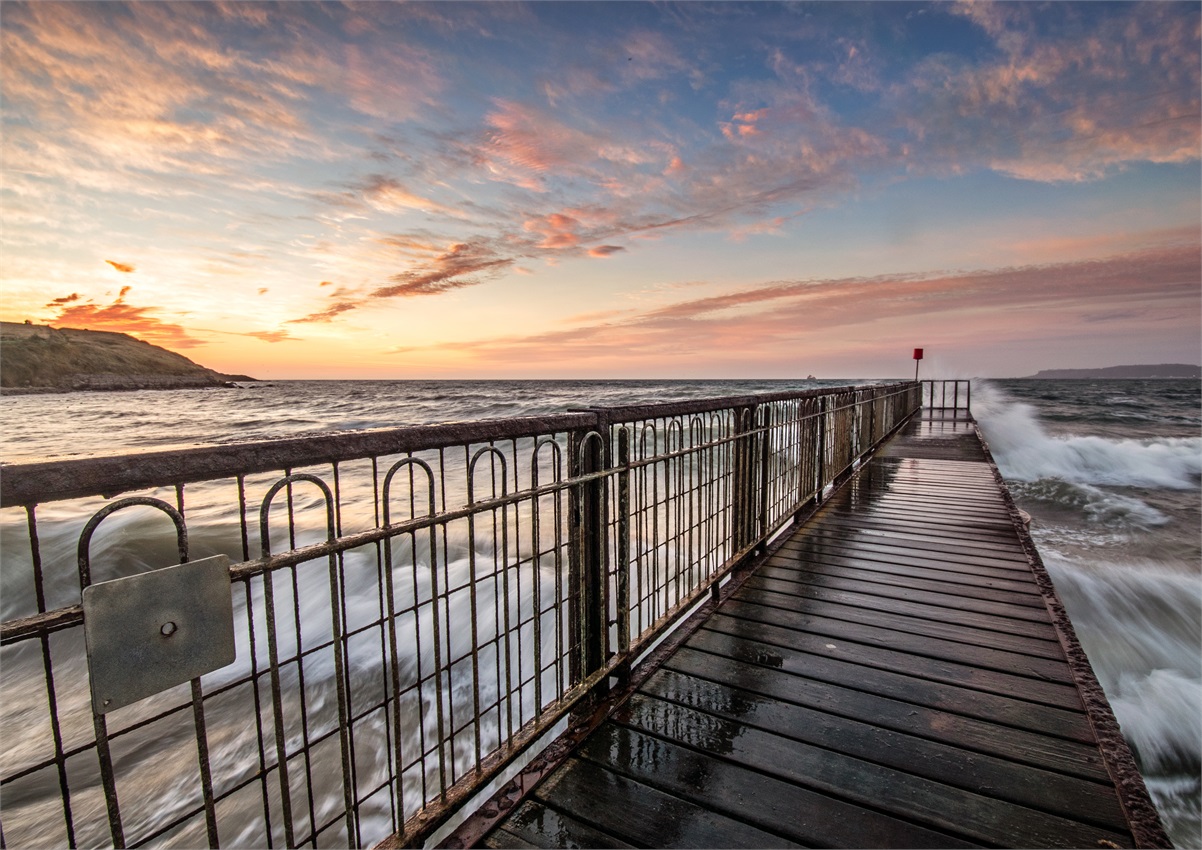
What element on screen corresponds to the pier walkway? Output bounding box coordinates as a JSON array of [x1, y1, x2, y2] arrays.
[[458, 411, 1158, 849]]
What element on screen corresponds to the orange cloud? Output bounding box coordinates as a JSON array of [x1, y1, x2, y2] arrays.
[[372, 241, 513, 298], [105, 260, 136, 273], [244, 329, 294, 343], [46, 288, 206, 349], [287, 301, 358, 324]]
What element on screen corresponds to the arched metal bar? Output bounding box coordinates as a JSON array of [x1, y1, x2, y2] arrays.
[[76, 496, 192, 849], [466, 446, 513, 761], [529, 436, 564, 715], [257, 472, 355, 846], [380, 457, 445, 806], [77, 496, 188, 588]]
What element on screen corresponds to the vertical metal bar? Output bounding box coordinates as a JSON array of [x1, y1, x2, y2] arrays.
[[260, 516, 296, 848], [26, 507, 76, 847], [190, 678, 221, 847], [243, 579, 275, 848], [616, 426, 630, 658], [465, 463, 484, 766], [380, 495, 406, 827], [237, 475, 251, 562], [530, 446, 545, 716], [428, 508, 446, 803], [500, 494, 514, 744], [816, 396, 827, 501], [91, 714, 124, 848], [756, 407, 771, 553]]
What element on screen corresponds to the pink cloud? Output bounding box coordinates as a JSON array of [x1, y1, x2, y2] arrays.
[[587, 245, 625, 258], [524, 212, 584, 249], [385, 244, 1200, 373]]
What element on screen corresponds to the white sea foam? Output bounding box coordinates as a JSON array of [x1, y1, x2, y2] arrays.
[[972, 382, 1202, 489], [1042, 554, 1201, 777]]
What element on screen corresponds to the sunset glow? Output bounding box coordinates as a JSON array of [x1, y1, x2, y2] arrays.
[[2, 1, 1199, 379]]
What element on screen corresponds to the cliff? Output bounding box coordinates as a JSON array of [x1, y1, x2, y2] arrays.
[[1020, 364, 1200, 380], [1, 322, 255, 393]]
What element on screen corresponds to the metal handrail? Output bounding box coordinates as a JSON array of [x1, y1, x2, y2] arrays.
[[0, 380, 922, 849]]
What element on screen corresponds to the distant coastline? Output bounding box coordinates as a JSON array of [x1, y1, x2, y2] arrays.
[[1, 322, 255, 394], [1016, 364, 1200, 380]]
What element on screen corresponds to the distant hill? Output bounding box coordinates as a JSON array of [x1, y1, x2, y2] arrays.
[[1, 322, 255, 393], [1019, 364, 1200, 380]]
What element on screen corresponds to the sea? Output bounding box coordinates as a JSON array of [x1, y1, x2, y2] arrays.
[[1, 377, 1198, 847]]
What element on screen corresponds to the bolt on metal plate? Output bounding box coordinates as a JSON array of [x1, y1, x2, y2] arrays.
[[83, 555, 236, 714]]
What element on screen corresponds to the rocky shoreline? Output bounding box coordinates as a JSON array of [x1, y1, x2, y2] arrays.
[[3, 373, 256, 395]]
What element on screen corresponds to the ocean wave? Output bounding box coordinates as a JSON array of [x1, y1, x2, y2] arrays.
[[1041, 555, 1201, 778], [973, 382, 1202, 489], [1008, 479, 1169, 529]]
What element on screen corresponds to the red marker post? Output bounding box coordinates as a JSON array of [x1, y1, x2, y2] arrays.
[[913, 348, 924, 381]]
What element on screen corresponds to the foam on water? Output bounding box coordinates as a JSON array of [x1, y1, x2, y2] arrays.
[[973, 382, 1202, 490], [1042, 554, 1202, 844], [975, 381, 1201, 847]]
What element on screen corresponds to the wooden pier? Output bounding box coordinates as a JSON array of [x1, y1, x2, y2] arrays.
[[450, 410, 1166, 849]]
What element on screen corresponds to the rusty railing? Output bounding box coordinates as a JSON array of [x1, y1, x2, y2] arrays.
[[0, 381, 921, 848]]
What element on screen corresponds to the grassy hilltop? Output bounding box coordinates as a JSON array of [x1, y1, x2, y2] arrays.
[[1, 322, 254, 392]]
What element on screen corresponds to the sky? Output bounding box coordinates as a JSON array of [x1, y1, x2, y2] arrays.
[[1, 1, 1199, 380]]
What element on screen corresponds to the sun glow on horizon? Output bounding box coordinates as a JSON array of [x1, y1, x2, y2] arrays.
[[2, 1, 1198, 379]]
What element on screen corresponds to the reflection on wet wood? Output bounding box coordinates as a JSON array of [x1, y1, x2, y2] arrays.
[[478, 414, 1143, 849]]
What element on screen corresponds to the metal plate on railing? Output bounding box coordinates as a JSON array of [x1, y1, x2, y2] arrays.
[[82, 555, 236, 713]]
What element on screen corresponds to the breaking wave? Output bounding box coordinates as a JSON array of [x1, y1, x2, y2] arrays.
[[972, 382, 1202, 490], [1042, 555, 1201, 778]]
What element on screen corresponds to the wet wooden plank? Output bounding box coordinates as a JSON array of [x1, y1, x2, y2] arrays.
[[758, 558, 1047, 606], [702, 612, 1083, 708], [801, 520, 1030, 558], [663, 646, 1109, 781], [732, 584, 1064, 659], [761, 548, 1045, 597], [611, 696, 1131, 848], [533, 757, 804, 849], [686, 627, 1094, 740], [577, 723, 978, 848], [777, 534, 1032, 570], [772, 538, 1040, 584], [740, 574, 1060, 634], [718, 596, 1073, 681], [747, 570, 1050, 621], [487, 800, 634, 849], [815, 512, 1020, 541], [636, 672, 1129, 830]]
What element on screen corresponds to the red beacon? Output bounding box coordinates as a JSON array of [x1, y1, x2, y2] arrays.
[[913, 348, 924, 381]]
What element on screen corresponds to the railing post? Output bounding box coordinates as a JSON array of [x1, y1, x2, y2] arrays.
[[815, 396, 827, 502], [568, 414, 609, 687], [732, 403, 758, 554], [615, 425, 630, 666], [756, 405, 771, 554]]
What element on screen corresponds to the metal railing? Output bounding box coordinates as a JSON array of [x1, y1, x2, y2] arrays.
[[0, 381, 921, 849], [921, 379, 971, 413]]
